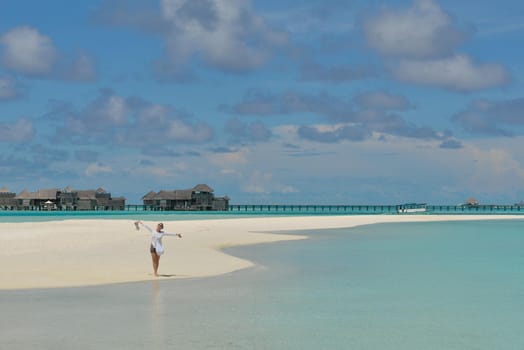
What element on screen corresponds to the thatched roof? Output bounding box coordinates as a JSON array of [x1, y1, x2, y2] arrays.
[[60, 188, 110, 200], [11, 187, 121, 202], [159, 190, 193, 200], [76, 190, 97, 200], [174, 190, 193, 200], [144, 189, 193, 200], [15, 189, 32, 199], [142, 191, 157, 200], [26, 189, 58, 200], [143, 184, 216, 200], [15, 189, 59, 200], [193, 184, 213, 193], [37, 189, 60, 199], [155, 191, 175, 200]]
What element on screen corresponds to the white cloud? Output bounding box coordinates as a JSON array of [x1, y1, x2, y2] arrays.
[[393, 54, 510, 91], [0, 118, 34, 143], [224, 117, 272, 143], [242, 170, 274, 194], [208, 148, 248, 178], [453, 97, 524, 136], [85, 162, 112, 176], [273, 125, 524, 202], [363, 0, 466, 59], [103, 95, 127, 125], [362, 1, 511, 92], [61, 53, 97, 81], [74, 92, 128, 133], [219, 168, 242, 176], [0, 26, 96, 81], [263, 3, 355, 35], [208, 149, 248, 166], [167, 119, 214, 143], [121, 95, 214, 144], [0, 26, 58, 75], [354, 91, 411, 110], [49, 90, 215, 145], [0, 76, 22, 100], [279, 185, 299, 194], [145, 167, 171, 177], [159, 0, 288, 72], [453, 142, 524, 196]]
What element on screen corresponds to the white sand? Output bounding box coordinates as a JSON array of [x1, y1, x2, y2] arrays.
[[0, 214, 521, 290]]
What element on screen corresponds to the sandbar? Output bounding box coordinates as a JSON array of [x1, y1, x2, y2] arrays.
[[0, 214, 521, 290]]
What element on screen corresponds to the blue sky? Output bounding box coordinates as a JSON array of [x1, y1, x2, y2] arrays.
[[1, 0, 524, 205]]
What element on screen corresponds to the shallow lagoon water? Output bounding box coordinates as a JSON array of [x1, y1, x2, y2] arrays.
[[1, 220, 523, 349], [1, 207, 523, 222]]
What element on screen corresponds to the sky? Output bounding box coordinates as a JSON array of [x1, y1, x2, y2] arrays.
[[1, 0, 524, 205]]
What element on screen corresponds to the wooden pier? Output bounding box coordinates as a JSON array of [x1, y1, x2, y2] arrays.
[[427, 205, 523, 213], [228, 204, 524, 214], [228, 204, 399, 213], [2, 203, 523, 214]]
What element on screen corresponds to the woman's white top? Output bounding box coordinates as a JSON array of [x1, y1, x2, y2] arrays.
[[141, 223, 177, 255]]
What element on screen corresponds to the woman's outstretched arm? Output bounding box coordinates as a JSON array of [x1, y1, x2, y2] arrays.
[[162, 232, 183, 238], [134, 221, 154, 233]]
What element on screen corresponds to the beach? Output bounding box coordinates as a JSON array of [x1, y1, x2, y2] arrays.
[[1, 214, 522, 290]]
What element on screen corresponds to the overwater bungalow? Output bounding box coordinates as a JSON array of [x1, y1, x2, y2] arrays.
[[12, 187, 125, 211], [142, 184, 229, 211], [0, 187, 17, 210]]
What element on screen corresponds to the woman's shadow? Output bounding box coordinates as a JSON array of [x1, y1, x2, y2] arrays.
[[148, 273, 189, 278]]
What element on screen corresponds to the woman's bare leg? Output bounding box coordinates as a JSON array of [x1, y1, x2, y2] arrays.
[[151, 252, 160, 276]]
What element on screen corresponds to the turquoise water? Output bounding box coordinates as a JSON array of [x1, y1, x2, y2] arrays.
[[1, 208, 523, 223], [1, 219, 523, 349]]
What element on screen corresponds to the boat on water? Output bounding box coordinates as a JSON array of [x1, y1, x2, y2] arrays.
[[397, 203, 427, 214]]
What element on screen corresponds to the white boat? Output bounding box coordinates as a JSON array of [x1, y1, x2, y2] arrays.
[[397, 203, 427, 214]]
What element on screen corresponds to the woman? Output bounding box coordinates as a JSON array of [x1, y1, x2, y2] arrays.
[[135, 221, 182, 276]]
